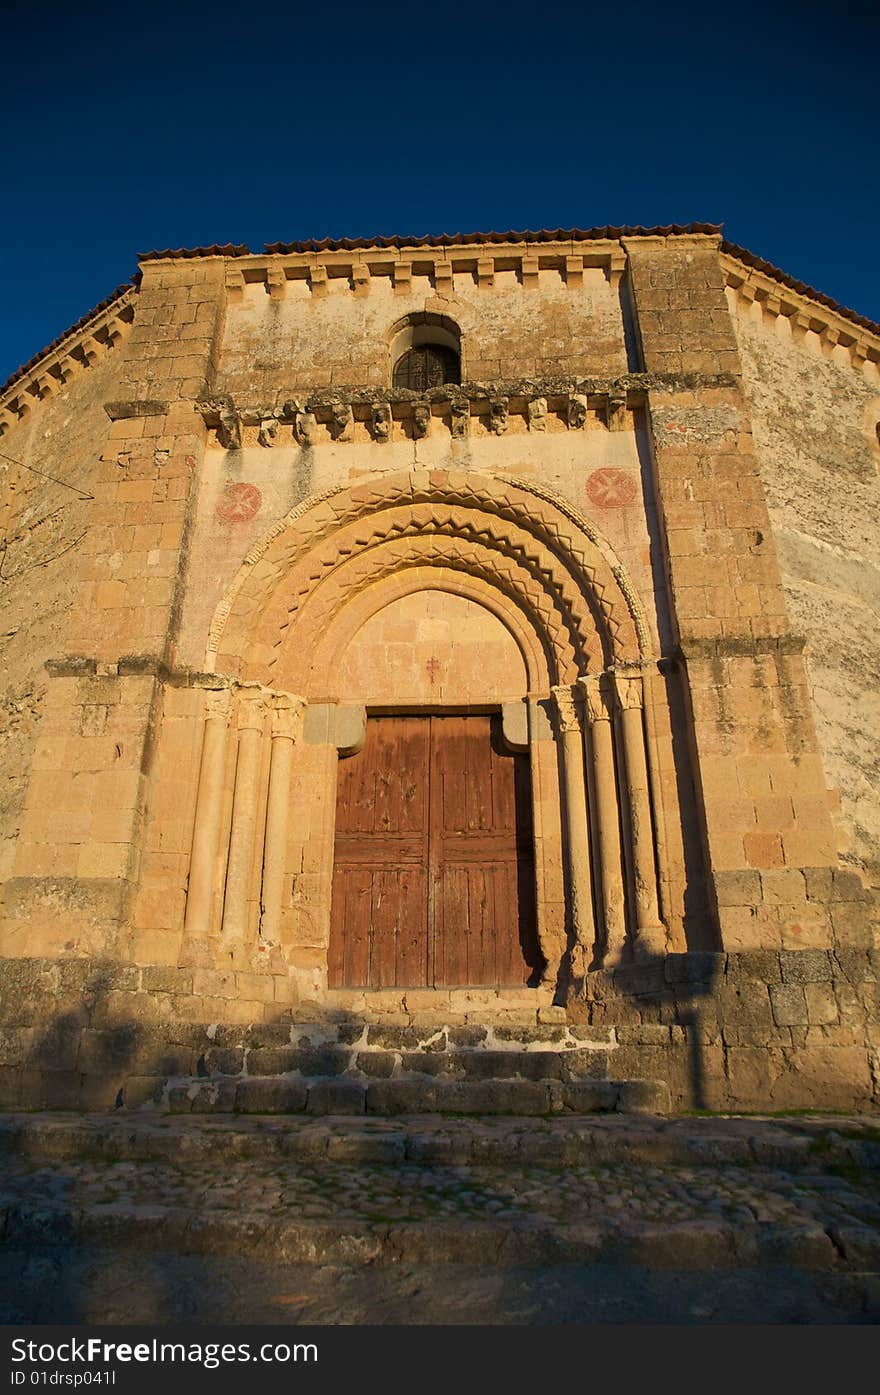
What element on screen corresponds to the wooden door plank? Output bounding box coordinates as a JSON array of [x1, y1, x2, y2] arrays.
[[370, 867, 398, 989], [395, 863, 429, 986]]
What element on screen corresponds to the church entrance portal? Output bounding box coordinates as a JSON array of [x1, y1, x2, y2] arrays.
[[329, 714, 541, 989]]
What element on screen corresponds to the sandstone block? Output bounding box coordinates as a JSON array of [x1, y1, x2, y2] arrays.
[[234, 1078, 307, 1113], [306, 1080, 365, 1114], [769, 984, 809, 1027]]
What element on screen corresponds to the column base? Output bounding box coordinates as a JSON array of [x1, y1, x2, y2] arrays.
[[633, 926, 667, 960]]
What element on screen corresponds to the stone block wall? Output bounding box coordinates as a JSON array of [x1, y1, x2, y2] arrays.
[[0, 952, 875, 1113], [0, 229, 878, 1114]]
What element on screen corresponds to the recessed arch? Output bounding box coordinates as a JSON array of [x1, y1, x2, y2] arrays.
[[207, 468, 650, 687], [294, 565, 551, 699]]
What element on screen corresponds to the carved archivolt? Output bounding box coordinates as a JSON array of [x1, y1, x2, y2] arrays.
[[209, 469, 649, 686]]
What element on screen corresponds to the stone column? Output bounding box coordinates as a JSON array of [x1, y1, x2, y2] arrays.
[[551, 684, 595, 968], [260, 694, 305, 942], [579, 674, 627, 966], [183, 687, 231, 939], [614, 671, 666, 957], [221, 692, 267, 944]]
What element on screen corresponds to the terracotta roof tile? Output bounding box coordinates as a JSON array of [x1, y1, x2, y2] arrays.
[[1, 281, 135, 398], [138, 244, 250, 261], [263, 223, 723, 253], [720, 239, 879, 336]]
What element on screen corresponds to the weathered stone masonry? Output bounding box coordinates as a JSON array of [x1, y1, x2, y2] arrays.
[[0, 227, 877, 1112]]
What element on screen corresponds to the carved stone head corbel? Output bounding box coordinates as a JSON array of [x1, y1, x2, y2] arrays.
[[371, 402, 392, 441], [411, 401, 431, 439], [489, 397, 509, 435], [330, 402, 354, 441]]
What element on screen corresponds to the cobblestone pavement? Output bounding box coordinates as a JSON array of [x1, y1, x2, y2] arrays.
[[4, 1153, 880, 1231], [2, 1112, 879, 1323]]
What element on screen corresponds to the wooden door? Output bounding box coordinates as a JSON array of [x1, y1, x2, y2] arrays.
[[329, 714, 540, 988]]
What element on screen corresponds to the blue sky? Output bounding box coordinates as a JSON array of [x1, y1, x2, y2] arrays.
[[1, 0, 876, 384]]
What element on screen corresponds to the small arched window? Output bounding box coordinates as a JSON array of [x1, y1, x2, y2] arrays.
[[392, 344, 461, 391]]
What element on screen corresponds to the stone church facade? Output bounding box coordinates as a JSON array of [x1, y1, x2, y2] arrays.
[[0, 226, 877, 1113]]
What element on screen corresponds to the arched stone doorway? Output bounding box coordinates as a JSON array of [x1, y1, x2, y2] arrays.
[[187, 469, 670, 1003], [327, 588, 542, 990]]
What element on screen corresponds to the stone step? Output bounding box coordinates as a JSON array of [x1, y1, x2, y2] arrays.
[[191, 1044, 613, 1081], [161, 1074, 667, 1117], [4, 1111, 878, 1172], [7, 1200, 870, 1274]]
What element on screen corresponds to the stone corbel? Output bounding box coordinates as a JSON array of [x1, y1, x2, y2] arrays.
[[791, 313, 812, 343], [393, 261, 412, 295], [371, 402, 392, 441], [433, 261, 454, 295], [477, 256, 494, 289], [565, 255, 584, 287], [567, 393, 588, 431], [225, 267, 246, 303], [606, 392, 627, 432], [217, 408, 242, 450], [450, 398, 470, 438], [309, 265, 328, 298], [411, 401, 431, 439], [82, 336, 103, 367], [521, 255, 539, 289], [330, 402, 354, 442], [258, 418, 278, 448], [609, 250, 627, 287], [266, 267, 286, 301], [528, 397, 548, 432], [489, 397, 509, 435], [294, 411, 319, 447], [352, 263, 370, 297]]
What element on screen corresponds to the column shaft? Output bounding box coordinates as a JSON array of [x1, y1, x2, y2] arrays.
[[581, 678, 627, 965], [221, 704, 265, 942], [616, 673, 665, 956], [552, 686, 594, 961], [260, 697, 304, 941], [183, 692, 229, 936]]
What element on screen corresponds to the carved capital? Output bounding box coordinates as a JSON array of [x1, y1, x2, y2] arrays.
[[550, 684, 583, 734], [203, 688, 232, 724], [236, 693, 267, 732], [613, 671, 644, 711], [271, 694, 305, 741], [578, 674, 616, 724]]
